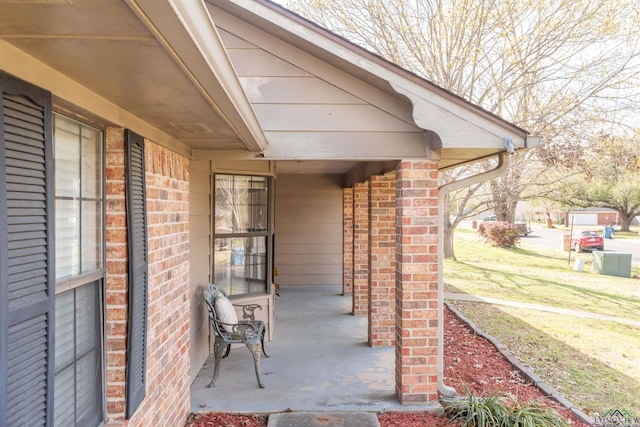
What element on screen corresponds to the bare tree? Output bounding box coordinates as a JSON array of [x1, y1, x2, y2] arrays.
[[285, 0, 640, 257]]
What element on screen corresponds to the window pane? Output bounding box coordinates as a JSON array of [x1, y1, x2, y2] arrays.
[[76, 283, 99, 355], [54, 281, 103, 427], [81, 200, 103, 273], [55, 198, 80, 280], [55, 290, 75, 370], [81, 126, 103, 199], [214, 236, 267, 295], [54, 117, 80, 199], [76, 350, 102, 427], [54, 114, 103, 281], [215, 175, 268, 234], [54, 366, 75, 427]]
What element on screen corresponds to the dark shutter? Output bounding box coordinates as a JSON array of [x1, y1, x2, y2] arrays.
[[124, 129, 148, 418], [0, 72, 54, 427]]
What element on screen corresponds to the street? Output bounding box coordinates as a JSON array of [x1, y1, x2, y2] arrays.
[[521, 225, 640, 266]]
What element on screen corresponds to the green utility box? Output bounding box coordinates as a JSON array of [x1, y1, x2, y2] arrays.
[[591, 251, 632, 278]]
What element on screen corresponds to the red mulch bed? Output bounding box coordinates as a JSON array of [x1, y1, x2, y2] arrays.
[[185, 306, 589, 427]]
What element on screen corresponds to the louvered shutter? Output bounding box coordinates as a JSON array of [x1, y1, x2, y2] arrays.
[[0, 73, 54, 427], [124, 130, 148, 418]]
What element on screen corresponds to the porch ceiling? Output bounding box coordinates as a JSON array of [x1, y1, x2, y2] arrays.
[[0, 0, 265, 156]]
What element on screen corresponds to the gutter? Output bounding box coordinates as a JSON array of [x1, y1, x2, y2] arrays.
[[436, 153, 509, 396]]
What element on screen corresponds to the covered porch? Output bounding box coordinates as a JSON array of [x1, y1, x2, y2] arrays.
[[191, 285, 433, 413]]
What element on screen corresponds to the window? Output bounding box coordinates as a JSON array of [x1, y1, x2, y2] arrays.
[[53, 114, 104, 427], [213, 174, 271, 296]]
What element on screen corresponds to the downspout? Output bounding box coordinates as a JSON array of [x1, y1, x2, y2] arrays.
[[437, 153, 509, 396]]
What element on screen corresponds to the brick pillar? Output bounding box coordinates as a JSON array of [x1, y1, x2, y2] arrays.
[[352, 181, 369, 315], [368, 173, 396, 347], [343, 187, 353, 295], [395, 160, 439, 404]]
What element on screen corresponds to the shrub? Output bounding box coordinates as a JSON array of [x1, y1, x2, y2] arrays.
[[507, 399, 569, 427], [441, 389, 569, 427], [442, 391, 506, 427], [478, 221, 520, 247]]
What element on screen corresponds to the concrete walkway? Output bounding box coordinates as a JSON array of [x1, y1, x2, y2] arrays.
[[444, 292, 640, 327]]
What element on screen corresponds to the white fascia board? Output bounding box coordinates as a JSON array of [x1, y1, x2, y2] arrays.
[[127, 0, 267, 152], [221, 0, 527, 151], [391, 83, 526, 150]]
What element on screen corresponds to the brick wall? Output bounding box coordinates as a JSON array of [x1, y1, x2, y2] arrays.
[[394, 160, 439, 404], [352, 181, 369, 315], [105, 129, 191, 426], [342, 187, 353, 295], [368, 173, 396, 347]]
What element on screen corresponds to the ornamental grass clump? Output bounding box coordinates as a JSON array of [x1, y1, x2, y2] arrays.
[[477, 221, 520, 248], [506, 399, 569, 427], [442, 389, 569, 427], [442, 391, 506, 427]]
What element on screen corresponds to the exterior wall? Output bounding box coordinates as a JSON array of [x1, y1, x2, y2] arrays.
[[104, 128, 129, 422], [105, 131, 191, 426], [352, 181, 369, 315], [275, 174, 343, 286], [342, 187, 353, 295], [394, 160, 439, 404], [368, 173, 396, 347], [189, 160, 212, 383]]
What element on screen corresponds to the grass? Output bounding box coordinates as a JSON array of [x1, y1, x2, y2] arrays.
[[446, 229, 640, 321], [445, 228, 640, 417]]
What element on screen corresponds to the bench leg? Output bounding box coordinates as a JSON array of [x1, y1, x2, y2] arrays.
[[247, 342, 265, 388], [208, 339, 228, 388], [261, 329, 270, 358]]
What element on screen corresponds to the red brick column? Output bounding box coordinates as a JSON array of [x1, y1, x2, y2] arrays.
[[368, 173, 396, 347], [343, 187, 353, 295], [394, 160, 439, 404], [352, 181, 369, 315]]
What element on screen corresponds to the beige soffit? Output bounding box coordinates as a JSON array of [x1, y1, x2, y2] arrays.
[[209, 0, 533, 155], [127, 0, 267, 153]]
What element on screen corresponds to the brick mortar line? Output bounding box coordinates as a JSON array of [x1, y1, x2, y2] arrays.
[[445, 302, 594, 426]]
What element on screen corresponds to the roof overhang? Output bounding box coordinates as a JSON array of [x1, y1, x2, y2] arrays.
[[0, 0, 535, 173], [208, 0, 535, 170], [0, 0, 266, 157]]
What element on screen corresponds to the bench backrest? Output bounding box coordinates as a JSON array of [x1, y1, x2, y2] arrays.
[[204, 284, 228, 337]]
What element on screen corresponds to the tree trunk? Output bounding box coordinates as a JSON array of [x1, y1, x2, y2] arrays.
[[443, 220, 456, 260], [618, 210, 632, 232], [442, 198, 456, 259]]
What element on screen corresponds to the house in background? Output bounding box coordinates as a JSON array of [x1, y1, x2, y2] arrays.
[[0, 1, 535, 426], [568, 208, 620, 226]]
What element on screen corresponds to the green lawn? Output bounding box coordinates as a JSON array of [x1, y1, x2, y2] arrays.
[[445, 228, 640, 417]]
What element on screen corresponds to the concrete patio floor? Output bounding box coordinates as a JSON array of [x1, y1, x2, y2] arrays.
[[191, 285, 437, 414]]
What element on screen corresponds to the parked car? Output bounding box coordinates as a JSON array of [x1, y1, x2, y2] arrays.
[[514, 220, 532, 236], [571, 230, 604, 252], [483, 215, 497, 221]]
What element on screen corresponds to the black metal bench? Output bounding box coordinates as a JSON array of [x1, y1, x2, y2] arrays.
[[204, 284, 269, 388]]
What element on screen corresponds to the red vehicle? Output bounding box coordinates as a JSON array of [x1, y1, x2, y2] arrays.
[[571, 230, 604, 252]]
